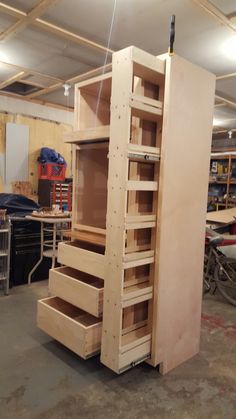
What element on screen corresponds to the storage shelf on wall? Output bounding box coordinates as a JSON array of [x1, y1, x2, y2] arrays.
[[208, 152, 236, 211]]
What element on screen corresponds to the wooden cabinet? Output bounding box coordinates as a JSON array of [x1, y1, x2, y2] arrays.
[[37, 46, 215, 374]]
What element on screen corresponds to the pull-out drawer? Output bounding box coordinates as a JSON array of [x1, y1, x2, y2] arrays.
[[37, 296, 102, 359], [58, 241, 106, 279], [49, 267, 104, 317]]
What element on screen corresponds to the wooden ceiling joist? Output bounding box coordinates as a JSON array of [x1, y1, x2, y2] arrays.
[[34, 19, 114, 54], [25, 63, 113, 99], [0, 60, 63, 83], [0, 1, 114, 54], [215, 94, 236, 109], [0, 71, 28, 89], [0, 0, 58, 42], [217, 72, 236, 81], [0, 2, 25, 18], [67, 63, 112, 84], [192, 0, 236, 34], [0, 90, 74, 112], [214, 102, 226, 108], [27, 82, 62, 98]]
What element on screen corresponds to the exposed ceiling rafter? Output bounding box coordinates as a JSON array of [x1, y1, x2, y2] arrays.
[[0, 60, 64, 83], [215, 94, 236, 109], [192, 0, 236, 34], [0, 0, 58, 42], [0, 90, 74, 112], [217, 72, 236, 81], [25, 63, 112, 99], [27, 82, 62, 98], [0, 1, 114, 54], [0, 71, 28, 89]]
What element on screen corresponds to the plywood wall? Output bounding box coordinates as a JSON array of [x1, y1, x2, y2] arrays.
[[0, 112, 72, 194]]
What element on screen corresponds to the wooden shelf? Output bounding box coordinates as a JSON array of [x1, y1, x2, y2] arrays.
[[209, 180, 227, 184], [64, 125, 110, 144], [68, 229, 106, 247], [209, 153, 236, 210]]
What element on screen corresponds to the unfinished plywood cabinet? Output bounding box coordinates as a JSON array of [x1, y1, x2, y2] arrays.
[[37, 46, 215, 374]]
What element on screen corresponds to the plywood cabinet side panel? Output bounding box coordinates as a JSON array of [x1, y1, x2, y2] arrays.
[[150, 55, 216, 372]]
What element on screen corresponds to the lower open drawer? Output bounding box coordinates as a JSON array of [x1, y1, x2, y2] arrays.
[[49, 267, 103, 317], [37, 296, 102, 359]]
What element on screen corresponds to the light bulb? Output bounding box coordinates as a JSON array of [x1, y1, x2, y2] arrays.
[[63, 83, 71, 97], [222, 36, 236, 60]]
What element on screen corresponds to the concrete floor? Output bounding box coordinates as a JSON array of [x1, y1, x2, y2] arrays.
[[0, 281, 236, 419]]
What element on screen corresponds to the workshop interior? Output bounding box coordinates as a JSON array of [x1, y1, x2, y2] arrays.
[[0, 1, 236, 418]]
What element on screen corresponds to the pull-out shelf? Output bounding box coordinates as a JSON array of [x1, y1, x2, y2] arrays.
[[37, 296, 102, 359], [49, 267, 104, 317]]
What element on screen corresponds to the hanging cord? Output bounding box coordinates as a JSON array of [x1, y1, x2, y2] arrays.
[[94, 0, 117, 126]]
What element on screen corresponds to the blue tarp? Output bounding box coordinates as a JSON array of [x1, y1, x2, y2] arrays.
[[0, 193, 40, 215], [38, 147, 66, 165]]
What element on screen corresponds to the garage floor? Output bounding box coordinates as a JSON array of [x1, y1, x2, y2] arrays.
[[0, 281, 236, 419]]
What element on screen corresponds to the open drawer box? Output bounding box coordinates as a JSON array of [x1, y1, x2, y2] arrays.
[[37, 296, 102, 359], [49, 267, 104, 317], [58, 241, 106, 279]]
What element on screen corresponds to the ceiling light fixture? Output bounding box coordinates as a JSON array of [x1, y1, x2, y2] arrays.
[[213, 118, 221, 126], [63, 83, 71, 97], [222, 36, 236, 60]]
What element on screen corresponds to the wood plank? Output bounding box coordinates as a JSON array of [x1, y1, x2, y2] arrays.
[[0, 71, 27, 89], [74, 224, 106, 235], [131, 47, 165, 75], [127, 180, 158, 191], [64, 126, 110, 144], [0, 0, 58, 42], [68, 64, 112, 85], [122, 292, 152, 308], [0, 3, 112, 55], [118, 340, 151, 371], [123, 256, 155, 270], [122, 320, 148, 336], [122, 284, 153, 308], [125, 221, 156, 230], [77, 72, 112, 90], [101, 46, 133, 373], [148, 54, 216, 373], [123, 250, 154, 263], [68, 230, 106, 247], [131, 93, 163, 110], [35, 19, 114, 55], [128, 143, 160, 155], [206, 207, 236, 224], [192, 0, 236, 34], [120, 326, 151, 353], [125, 214, 156, 223], [130, 98, 163, 121], [124, 276, 150, 288]]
